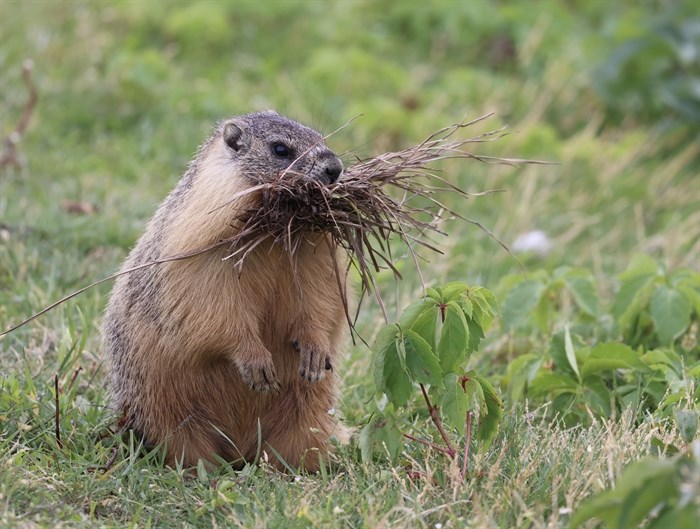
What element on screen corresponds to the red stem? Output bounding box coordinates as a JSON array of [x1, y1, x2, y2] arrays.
[[403, 433, 456, 457], [420, 383, 455, 457]]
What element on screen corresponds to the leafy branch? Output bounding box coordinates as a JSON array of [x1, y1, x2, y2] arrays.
[[360, 282, 504, 481]]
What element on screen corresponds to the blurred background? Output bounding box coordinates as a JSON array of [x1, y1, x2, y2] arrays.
[[1, 3, 699, 525], [1, 0, 698, 355]]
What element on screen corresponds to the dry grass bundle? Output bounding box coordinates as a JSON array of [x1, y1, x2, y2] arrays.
[[210, 113, 545, 326]]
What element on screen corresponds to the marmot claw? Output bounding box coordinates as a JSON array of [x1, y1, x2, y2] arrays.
[[294, 341, 332, 383], [237, 359, 280, 393]]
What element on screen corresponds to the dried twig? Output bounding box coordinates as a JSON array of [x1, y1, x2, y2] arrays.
[[1, 59, 38, 170], [67, 367, 83, 391], [102, 444, 120, 473]]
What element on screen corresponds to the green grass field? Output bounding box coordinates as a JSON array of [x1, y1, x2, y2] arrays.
[[1, 1, 698, 528]]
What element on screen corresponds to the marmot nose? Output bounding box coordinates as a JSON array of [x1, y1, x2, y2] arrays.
[[324, 158, 343, 184]]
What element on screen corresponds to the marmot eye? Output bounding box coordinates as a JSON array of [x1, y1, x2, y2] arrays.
[[271, 143, 291, 158]]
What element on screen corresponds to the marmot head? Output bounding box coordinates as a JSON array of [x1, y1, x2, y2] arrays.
[[219, 111, 343, 185]]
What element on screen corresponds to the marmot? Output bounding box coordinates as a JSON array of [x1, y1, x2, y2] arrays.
[[103, 111, 350, 471]]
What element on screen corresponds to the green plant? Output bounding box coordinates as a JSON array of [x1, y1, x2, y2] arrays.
[[594, 13, 700, 126], [524, 337, 698, 426], [612, 254, 699, 350], [499, 266, 600, 334], [499, 257, 699, 425], [498, 256, 700, 351], [360, 282, 503, 478], [568, 442, 699, 529]]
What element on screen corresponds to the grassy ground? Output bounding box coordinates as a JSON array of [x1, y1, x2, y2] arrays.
[[1, 1, 698, 528]]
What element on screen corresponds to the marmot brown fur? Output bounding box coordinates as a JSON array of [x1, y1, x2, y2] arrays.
[[103, 111, 350, 471]]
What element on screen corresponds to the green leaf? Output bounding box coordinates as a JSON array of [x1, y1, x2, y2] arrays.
[[612, 274, 655, 329], [648, 505, 698, 529], [410, 306, 438, 350], [437, 301, 469, 372], [501, 279, 545, 330], [462, 377, 483, 414], [550, 330, 587, 378], [582, 375, 612, 417], [618, 466, 677, 529], [372, 323, 399, 355], [403, 330, 442, 387], [459, 296, 474, 319], [564, 274, 599, 316], [381, 339, 413, 407], [470, 289, 498, 329], [650, 285, 693, 345], [580, 342, 646, 377], [398, 298, 436, 330], [441, 373, 468, 435], [676, 283, 700, 317], [359, 413, 403, 463], [506, 353, 542, 402], [642, 349, 682, 371], [533, 291, 554, 334], [373, 324, 399, 392], [567, 458, 678, 529], [670, 269, 700, 288], [471, 287, 499, 316], [564, 326, 580, 381], [441, 281, 469, 302], [466, 318, 485, 355], [650, 436, 680, 457], [474, 375, 503, 450], [196, 458, 209, 483], [674, 409, 698, 443], [426, 287, 442, 303], [529, 372, 579, 397], [646, 504, 698, 529], [619, 253, 659, 281]]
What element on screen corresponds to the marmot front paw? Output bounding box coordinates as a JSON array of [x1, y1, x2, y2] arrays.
[[235, 357, 280, 393], [292, 340, 333, 383]]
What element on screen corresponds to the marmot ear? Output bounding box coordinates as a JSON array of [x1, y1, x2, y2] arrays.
[[223, 122, 247, 152]]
